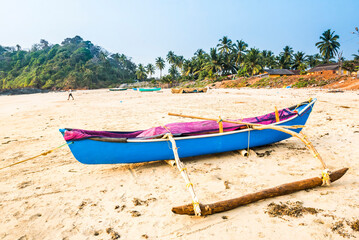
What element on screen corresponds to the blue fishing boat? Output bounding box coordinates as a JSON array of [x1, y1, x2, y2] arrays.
[[133, 87, 161, 92], [60, 99, 316, 164]]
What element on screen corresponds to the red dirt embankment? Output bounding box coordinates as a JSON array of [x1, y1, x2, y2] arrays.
[[213, 74, 359, 90]]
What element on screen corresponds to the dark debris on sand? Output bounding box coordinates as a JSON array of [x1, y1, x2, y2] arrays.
[[106, 228, 121, 239], [132, 197, 157, 206], [266, 201, 322, 218], [350, 219, 359, 232]]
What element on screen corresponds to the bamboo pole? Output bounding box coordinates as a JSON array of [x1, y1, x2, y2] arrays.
[[164, 133, 202, 216], [172, 168, 348, 216], [168, 112, 328, 171], [168, 112, 304, 129]]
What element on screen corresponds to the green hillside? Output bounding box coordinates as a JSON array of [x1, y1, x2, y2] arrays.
[[0, 36, 136, 90]]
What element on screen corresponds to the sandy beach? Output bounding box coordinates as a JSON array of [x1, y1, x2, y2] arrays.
[[1, 88, 358, 239]]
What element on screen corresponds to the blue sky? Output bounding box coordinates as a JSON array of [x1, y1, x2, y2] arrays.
[[1, 0, 358, 74]]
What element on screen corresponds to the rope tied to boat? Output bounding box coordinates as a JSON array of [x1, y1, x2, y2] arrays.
[[0, 142, 73, 171], [217, 116, 224, 133], [163, 132, 202, 216], [321, 169, 331, 186]]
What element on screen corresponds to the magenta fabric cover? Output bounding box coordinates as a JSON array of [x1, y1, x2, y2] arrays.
[[64, 108, 296, 141]]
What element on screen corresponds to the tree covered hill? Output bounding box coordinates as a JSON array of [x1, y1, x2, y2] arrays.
[[0, 36, 137, 90]]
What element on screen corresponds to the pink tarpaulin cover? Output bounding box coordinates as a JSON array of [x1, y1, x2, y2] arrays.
[[64, 108, 296, 141]]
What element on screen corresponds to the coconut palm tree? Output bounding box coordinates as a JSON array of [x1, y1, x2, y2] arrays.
[[155, 57, 165, 78], [175, 55, 184, 71], [166, 51, 177, 65], [217, 36, 233, 55], [261, 50, 277, 69], [315, 29, 340, 63], [146, 63, 155, 78], [306, 54, 322, 68], [169, 64, 179, 80], [232, 40, 248, 67], [292, 51, 307, 70], [203, 48, 223, 76], [182, 59, 193, 77], [277, 46, 293, 69], [243, 48, 263, 76], [194, 49, 205, 58], [136, 64, 147, 80]]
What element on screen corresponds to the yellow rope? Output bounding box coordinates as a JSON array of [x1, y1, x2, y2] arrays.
[[217, 117, 223, 133], [322, 169, 331, 186], [180, 167, 187, 172], [275, 106, 280, 122], [192, 201, 200, 209], [0, 142, 73, 171], [186, 182, 193, 188]]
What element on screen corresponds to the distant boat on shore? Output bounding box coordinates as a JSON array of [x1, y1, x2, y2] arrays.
[[109, 88, 127, 91], [133, 88, 161, 92]]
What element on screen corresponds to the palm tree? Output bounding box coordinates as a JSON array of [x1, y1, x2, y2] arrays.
[[155, 57, 165, 78], [217, 36, 233, 55], [243, 48, 263, 76], [136, 64, 147, 80], [352, 50, 359, 61], [315, 29, 340, 63], [277, 46, 293, 69], [175, 55, 184, 70], [195, 49, 205, 58], [182, 59, 193, 77], [166, 51, 177, 65], [233, 40, 248, 67], [261, 50, 277, 69], [306, 54, 322, 68], [292, 51, 307, 70], [203, 48, 223, 76], [146, 63, 155, 78], [169, 64, 179, 79]]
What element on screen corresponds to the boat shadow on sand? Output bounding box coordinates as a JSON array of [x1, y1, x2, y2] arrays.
[[99, 144, 281, 174]]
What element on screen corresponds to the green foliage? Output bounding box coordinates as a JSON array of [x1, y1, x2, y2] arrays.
[[0, 36, 136, 90], [251, 77, 272, 88], [292, 78, 328, 88], [315, 29, 340, 63]]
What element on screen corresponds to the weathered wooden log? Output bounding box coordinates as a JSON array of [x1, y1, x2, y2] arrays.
[[172, 168, 348, 216]]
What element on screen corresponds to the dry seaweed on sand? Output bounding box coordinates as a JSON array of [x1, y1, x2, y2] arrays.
[[106, 228, 121, 240], [331, 220, 353, 238], [350, 219, 359, 232], [265, 201, 322, 218]]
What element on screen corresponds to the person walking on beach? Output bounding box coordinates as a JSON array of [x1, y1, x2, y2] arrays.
[[67, 89, 74, 100]]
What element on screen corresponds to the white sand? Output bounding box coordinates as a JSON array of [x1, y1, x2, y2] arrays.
[[0, 88, 358, 239]]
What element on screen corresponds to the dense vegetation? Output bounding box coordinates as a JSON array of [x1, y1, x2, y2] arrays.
[[0, 28, 357, 90], [0, 36, 136, 90], [150, 29, 346, 83]]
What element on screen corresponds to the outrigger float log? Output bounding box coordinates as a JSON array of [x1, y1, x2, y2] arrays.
[[172, 168, 348, 216]]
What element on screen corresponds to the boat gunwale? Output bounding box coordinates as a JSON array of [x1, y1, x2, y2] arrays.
[[82, 99, 316, 143]]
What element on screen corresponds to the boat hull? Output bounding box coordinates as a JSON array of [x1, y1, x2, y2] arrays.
[[60, 100, 315, 164], [109, 88, 127, 91], [133, 88, 161, 92]]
